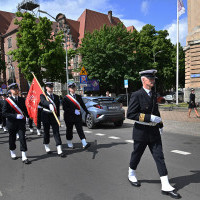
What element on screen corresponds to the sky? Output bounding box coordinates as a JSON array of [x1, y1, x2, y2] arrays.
[[0, 0, 188, 46]]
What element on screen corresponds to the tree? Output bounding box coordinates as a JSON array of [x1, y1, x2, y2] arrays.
[[79, 23, 138, 94], [9, 12, 66, 85]]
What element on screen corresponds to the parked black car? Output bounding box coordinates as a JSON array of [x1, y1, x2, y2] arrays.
[[116, 94, 131, 106]]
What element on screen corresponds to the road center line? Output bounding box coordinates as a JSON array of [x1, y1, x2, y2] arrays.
[[95, 133, 105, 136], [171, 150, 191, 155], [84, 131, 93, 133], [125, 140, 134, 143], [0, 191, 3, 197], [109, 136, 120, 140]]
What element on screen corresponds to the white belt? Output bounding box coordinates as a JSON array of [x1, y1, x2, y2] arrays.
[[135, 121, 157, 126], [43, 108, 52, 113]]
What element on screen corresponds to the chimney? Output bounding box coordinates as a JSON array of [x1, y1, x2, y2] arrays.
[[108, 10, 113, 24]]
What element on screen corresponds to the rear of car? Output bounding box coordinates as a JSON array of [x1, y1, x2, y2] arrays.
[[81, 97, 125, 128]]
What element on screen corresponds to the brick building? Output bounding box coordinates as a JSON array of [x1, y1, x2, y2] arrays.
[[184, 0, 200, 101], [0, 9, 135, 94]]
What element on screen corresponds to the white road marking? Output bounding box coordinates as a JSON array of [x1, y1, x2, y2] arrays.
[[125, 140, 134, 143], [95, 133, 105, 136], [171, 150, 191, 155], [84, 131, 93, 133], [108, 136, 120, 140], [0, 191, 3, 197]]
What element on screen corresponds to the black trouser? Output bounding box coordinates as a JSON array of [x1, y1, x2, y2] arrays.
[[0, 114, 6, 127], [43, 115, 62, 146], [65, 121, 86, 141], [28, 118, 33, 128], [37, 108, 42, 129], [130, 140, 168, 177], [8, 122, 27, 151]]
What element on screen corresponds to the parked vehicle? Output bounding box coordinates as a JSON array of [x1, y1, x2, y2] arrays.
[[163, 91, 184, 103], [116, 94, 130, 106], [81, 96, 125, 129]]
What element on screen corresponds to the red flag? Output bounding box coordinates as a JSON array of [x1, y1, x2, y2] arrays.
[[25, 77, 43, 126]]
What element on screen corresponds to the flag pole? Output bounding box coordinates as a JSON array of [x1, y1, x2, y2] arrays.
[[176, 0, 179, 106], [31, 73, 61, 127]]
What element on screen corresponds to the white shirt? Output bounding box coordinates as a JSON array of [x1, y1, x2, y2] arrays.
[[143, 87, 152, 97]]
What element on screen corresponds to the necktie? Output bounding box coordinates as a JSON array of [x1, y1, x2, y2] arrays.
[[51, 94, 54, 100], [149, 91, 152, 97]]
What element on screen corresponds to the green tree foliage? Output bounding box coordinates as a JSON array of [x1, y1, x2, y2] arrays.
[[9, 12, 66, 85], [79, 23, 138, 94], [79, 23, 185, 94]]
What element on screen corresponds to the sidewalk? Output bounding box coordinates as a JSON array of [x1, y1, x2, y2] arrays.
[[123, 107, 200, 137]]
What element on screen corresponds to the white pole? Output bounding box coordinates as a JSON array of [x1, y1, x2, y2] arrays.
[[176, 0, 179, 105]]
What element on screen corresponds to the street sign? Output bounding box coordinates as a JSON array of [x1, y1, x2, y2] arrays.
[[124, 80, 128, 88], [80, 66, 88, 75], [1, 83, 7, 89], [80, 75, 88, 84]]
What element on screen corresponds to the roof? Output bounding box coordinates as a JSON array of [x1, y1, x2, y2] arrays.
[[0, 10, 15, 34], [78, 9, 123, 44], [127, 26, 136, 32]]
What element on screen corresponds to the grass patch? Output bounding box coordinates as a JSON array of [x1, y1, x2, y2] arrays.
[[160, 102, 188, 108]]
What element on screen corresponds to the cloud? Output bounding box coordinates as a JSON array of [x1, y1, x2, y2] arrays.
[[121, 19, 146, 31], [141, 0, 150, 16], [164, 17, 188, 46]]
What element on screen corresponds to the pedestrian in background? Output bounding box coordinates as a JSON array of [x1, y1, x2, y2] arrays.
[[188, 88, 200, 118], [127, 69, 181, 199], [0, 94, 7, 132], [106, 91, 110, 97]]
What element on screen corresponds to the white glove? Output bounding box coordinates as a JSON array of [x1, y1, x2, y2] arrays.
[[150, 115, 162, 123], [159, 128, 163, 135], [16, 114, 23, 119], [49, 104, 54, 111], [75, 109, 80, 115]]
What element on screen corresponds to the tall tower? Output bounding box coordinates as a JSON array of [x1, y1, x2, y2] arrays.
[[184, 0, 200, 101], [17, 0, 39, 16]]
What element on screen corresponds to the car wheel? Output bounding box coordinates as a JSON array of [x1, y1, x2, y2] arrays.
[[114, 120, 123, 127], [86, 113, 95, 129]]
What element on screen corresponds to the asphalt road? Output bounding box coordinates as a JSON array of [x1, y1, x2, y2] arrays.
[[0, 119, 200, 200]]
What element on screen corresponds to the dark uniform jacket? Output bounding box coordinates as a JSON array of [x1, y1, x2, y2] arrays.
[[40, 93, 60, 123], [127, 88, 163, 142], [62, 94, 89, 122], [2, 96, 28, 128], [0, 99, 5, 115]]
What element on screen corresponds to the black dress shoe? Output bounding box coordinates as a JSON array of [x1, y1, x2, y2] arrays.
[[11, 157, 18, 160], [67, 146, 75, 149], [128, 179, 141, 187], [22, 159, 31, 164], [83, 143, 91, 149], [162, 190, 181, 199], [46, 151, 52, 154], [58, 153, 66, 158]]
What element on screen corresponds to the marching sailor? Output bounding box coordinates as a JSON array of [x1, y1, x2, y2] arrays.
[[2, 83, 31, 164], [0, 93, 7, 132], [40, 82, 65, 157], [62, 82, 90, 149], [127, 70, 181, 199]]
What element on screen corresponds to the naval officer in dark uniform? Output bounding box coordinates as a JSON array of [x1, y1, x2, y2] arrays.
[[40, 82, 65, 157], [2, 83, 31, 164], [127, 70, 181, 199], [62, 82, 90, 149], [0, 93, 7, 132]]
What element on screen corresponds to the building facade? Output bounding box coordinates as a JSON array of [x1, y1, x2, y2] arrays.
[[0, 9, 134, 94], [184, 0, 200, 101]]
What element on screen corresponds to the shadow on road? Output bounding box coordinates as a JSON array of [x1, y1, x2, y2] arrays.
[[140, 170, 200, 191]]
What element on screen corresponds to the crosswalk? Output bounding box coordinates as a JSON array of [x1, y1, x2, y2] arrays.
[[81, 129, 192, 156]]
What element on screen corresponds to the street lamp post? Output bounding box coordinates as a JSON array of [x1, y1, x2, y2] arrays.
[[153, 50, 162, 63], [38, 10, 70, 94]]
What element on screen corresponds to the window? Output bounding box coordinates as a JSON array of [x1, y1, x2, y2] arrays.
[[8, 37, 12, 48]]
